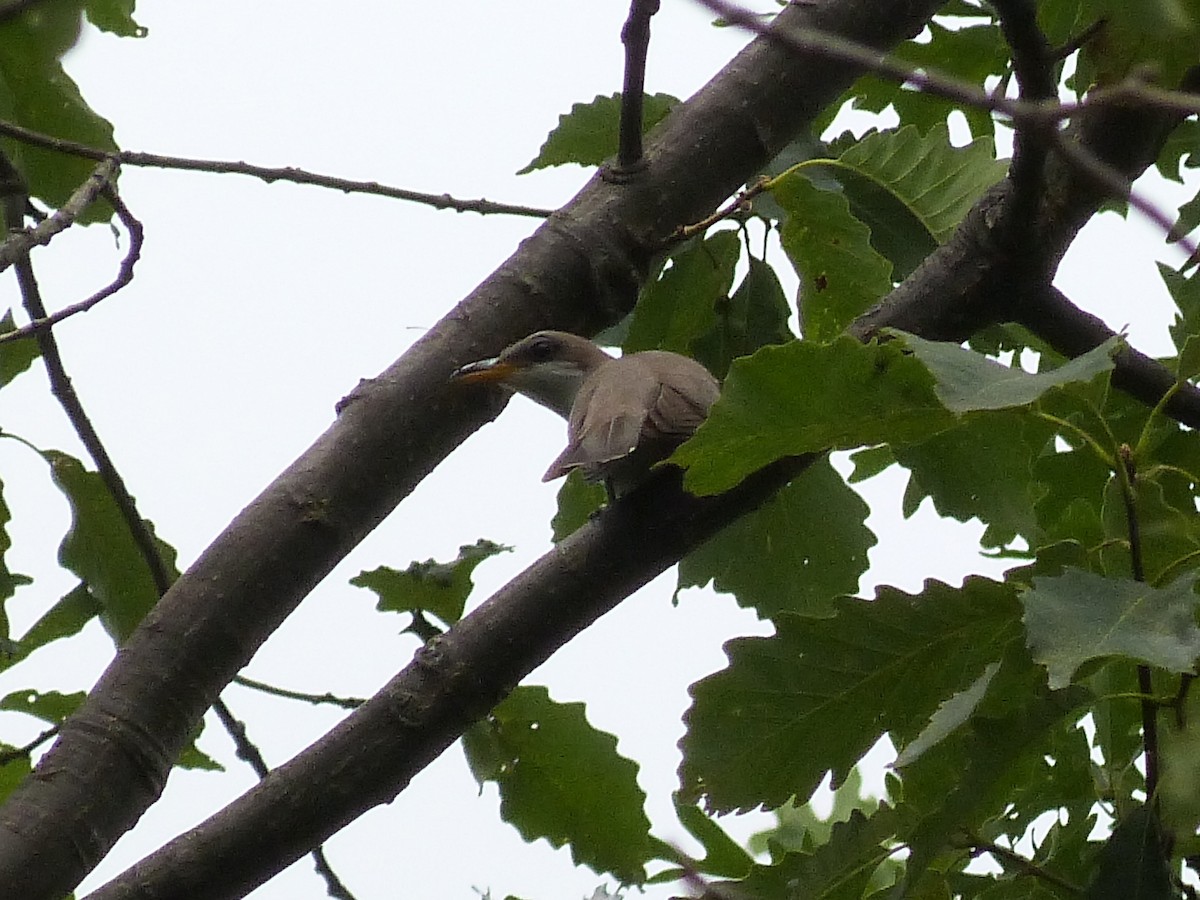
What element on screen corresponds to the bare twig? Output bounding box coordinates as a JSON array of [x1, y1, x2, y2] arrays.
[[0, 724, 60, 765], [212, 700, 359, 900], [0, 157, 118, 273], [0, 120, 553, 219], [0, 184, 144, 344], [669, 176, 769, 244], [959, 830, 1082, 895], [617, 0, 661, 170], [234, 675, 364, 710]]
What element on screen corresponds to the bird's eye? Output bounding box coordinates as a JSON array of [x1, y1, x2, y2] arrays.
[[524, 335, 558, 361]]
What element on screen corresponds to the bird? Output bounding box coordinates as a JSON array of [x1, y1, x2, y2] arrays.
[[452, 330, 720, 498]]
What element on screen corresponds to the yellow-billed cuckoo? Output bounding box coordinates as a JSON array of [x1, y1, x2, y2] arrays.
[[453, 331, 719, 496]]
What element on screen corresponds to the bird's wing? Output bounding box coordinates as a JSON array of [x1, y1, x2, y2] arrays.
[[541, 353, 719, 482]]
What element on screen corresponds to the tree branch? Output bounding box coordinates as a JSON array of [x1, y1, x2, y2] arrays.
[[0, 2, 945, 896], [0, 120, 553, 219], [616, 0, 660, 170]]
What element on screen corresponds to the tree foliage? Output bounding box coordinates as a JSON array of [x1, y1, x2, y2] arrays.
[[1, 0, 1200, 898]]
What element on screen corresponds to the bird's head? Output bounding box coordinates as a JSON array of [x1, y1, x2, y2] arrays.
[[452, 330, 613, 419]]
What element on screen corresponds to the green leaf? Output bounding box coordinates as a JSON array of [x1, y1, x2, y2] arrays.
[[846, 445, 895, 483], [0, 2, 118, 224], [899, 664, 1092, 889], [350, 539, 511, 627], [8, 584, 99, 672], [1077, 0, 1200, 88], [0, 752, 31, 807], [47, 451, 176, 642], [659, 796, 755, 879], [691, 255, 795, 380], [550, 472, 606, 542], [772, 172, 893, 342], [0, 474, 32, 644], [84, 0, 147, 38], [518, 92, 679, 173], [729, 806, 902, 900], [673, 337, 953, 495], [896, 410, 1054, 549], [1099, 474, 1200, 585], [625, 230, 740, 355], [462, 685, 651, 884], [1022, 569, 1200, 689], [0, 688, 84, 724], [833, 21, 1009, 141], [811, 124, 1006, 280], [0, 310, 40, 388], [894, 662, 999, 767], [1159, 685, 1200, 836], [678, 457, 874, 619], [679, 577, 1022, 813], [1162, 262, 1200, 353], [895, 332, 1119, 413], [1083, 805, 1172, 900]]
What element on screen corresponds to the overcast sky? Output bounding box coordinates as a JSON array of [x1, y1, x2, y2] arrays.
[[0, 3, 1194, 898]]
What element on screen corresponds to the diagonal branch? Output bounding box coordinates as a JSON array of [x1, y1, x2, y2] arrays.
[[80, 23, 1200, 898], [0, 2, 946, 897]]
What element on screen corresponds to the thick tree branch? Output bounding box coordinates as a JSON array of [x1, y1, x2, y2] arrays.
[[0, 1, 944, 896], [81, 21, 1200, 899], [86, 460, 819, 900]]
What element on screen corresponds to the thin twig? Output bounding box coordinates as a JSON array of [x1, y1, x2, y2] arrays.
[[617, 0, 661, 169], [0, 184, 144, 344], [692, 0, 1200, 263], [234, 675, 364, 710], [960, 830, 1083, 895], [1117, 444, 1159, 803], [668, 176, 769, 245], [211, 700, 359, 900], [0, 120, 553, 219], [0, 157, 119, 273], [0, 724, 60, 765]]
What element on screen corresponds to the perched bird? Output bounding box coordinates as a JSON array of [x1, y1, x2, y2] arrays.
[[453, 330, 720, 497]]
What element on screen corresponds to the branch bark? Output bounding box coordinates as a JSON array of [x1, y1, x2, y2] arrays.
[[80, 19, 1200, 900], [0, 1, 942, 897]]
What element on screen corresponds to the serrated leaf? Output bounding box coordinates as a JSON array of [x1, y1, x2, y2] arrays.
[[462, 685, 651, 884], [350, 539, 511, 626], [717, 805, 902, 900], [0, 2, 118, 224], [672, 337, 953, 495], [896, 410, 1054, 549], [680, 577, 1022, 813], [807, 124, 1006, 280], [1162, 263, 1200, 353], [692, 255, 794, 380], [898, 663, 1092, 889], [1022, 569, 1200, 689], [1179, 335, 1200, 380], [1083, 805, 1172, 900], [46, 451, 176, 642], [1077, 0, 1200, 88], [0, 310, 40, 388], [518, 92, 679, 173], [625, 230, 740, 355], [771, 172, 893, 342], [895, 332, 1119, 412], [678, 456, 874, 619]]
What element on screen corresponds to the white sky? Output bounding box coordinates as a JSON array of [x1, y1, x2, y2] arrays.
[[0, 2, 1193, 898]]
